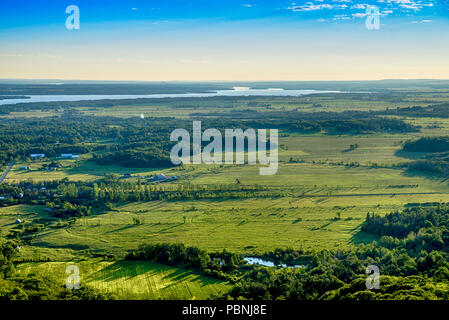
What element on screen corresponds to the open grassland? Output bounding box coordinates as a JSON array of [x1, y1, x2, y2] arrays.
[[5, 92, 449, 260], [5, 131, 449, 256], [16, 260, 231, 300], [26, 190, 449, 257], [3, 133, 433, 183]]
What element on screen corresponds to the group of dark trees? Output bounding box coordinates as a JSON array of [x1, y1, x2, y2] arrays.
[[0, 116, 182, 166], [0, 178, 281, 210], [402, 137, 449, 176], [0, 100, 424, 169], [362, 205, 449, 251], [0, 179, 283, 242], [378, 103, 449, 118], [194, 109, 418, 135], [126, 243, 244, 281], [403, 137, 449, 153], [217, 204, 449, 300]]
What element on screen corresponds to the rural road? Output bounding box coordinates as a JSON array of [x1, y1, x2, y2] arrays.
[[0, 161, 15, 184]]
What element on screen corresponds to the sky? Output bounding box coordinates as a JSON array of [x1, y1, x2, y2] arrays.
[[0, 0, 448, 81]]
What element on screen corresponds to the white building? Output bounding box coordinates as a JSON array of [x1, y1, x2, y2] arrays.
[[61, 154, 79, 159], [30, 154, 45, 159]]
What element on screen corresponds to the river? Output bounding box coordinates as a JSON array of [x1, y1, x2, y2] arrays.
[[0, 87, 341, 105]]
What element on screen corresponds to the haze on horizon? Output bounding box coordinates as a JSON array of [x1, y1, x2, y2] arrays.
[[1, 0, 449, 81]]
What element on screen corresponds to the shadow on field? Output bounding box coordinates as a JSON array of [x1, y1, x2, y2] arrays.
[[103, 225, 136, 234], [349, 230, 378, 245], [85, 260, 222, 288], [85, 260, 162, 282], [401, 168, 447, 182], [161, 270, 224, 288], [32, 242, 90, 251], [394, 150, 426, 160]]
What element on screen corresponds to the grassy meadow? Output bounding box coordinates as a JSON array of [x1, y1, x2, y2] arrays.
[[5, 90, 449, 299], [16, 260, 231, 300]]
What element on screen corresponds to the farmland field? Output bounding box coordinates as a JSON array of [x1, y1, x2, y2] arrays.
[[16, 260, 231, 300], [3, 82, 449, 300]]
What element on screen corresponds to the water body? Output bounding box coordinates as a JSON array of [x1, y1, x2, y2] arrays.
[[0, 87, 341, 106], [244, 257, 304, 269]]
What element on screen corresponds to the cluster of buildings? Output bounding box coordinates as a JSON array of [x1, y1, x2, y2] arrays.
[[29, 153, 79, 160], [21, 153, 79, 171]]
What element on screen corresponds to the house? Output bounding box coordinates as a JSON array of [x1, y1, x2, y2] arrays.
[[61, 154, 79, 159], [15, 219, 22, 224], [19, 166, 31, 170], [149, 173, 168, 181], [46, 162, 62, 170], [30, 154, 45, 160]]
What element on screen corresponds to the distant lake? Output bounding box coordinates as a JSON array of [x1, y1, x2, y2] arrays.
[[0, 87, 340, 106]]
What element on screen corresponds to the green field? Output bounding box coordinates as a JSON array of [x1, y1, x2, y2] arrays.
[[16, 260, 231, 300], [6, 132, 449, 256], [5, 89, 449, 299]]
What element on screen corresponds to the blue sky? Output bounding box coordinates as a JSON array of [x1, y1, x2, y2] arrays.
[[0, 0, 445, 26], [0, 0, 448, 80]]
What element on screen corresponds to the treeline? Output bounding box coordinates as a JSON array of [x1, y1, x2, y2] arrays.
[[378, 103, 449, 118], [0, 108, 419, 166], [408, 157, 449, 176], [219, 205, 449, 300], [0, 116, 186, 166], [196, 111, 419, 135], [361, 206, 449, 249], [126, 243, 244, 281], [0, 179, 281, 214], [402, 137, 449, 176], [92, 150, 173, 168], [124, 235, 449, 300], [403, 137, 449, 153]]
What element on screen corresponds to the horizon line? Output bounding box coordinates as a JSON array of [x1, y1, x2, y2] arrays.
[[1, 78, 449, 83]]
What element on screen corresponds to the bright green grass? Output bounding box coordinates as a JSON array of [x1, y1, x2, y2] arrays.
[[189, 162, 449, 194], [16, 260, 231, 300], [27, 189, 449, 256], [6, 108, 449, 259], [7, 134, 449, 256], [6, 159, 166, 182]]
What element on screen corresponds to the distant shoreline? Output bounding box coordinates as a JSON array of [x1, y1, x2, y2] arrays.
[[0, 89, 341, 106]]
